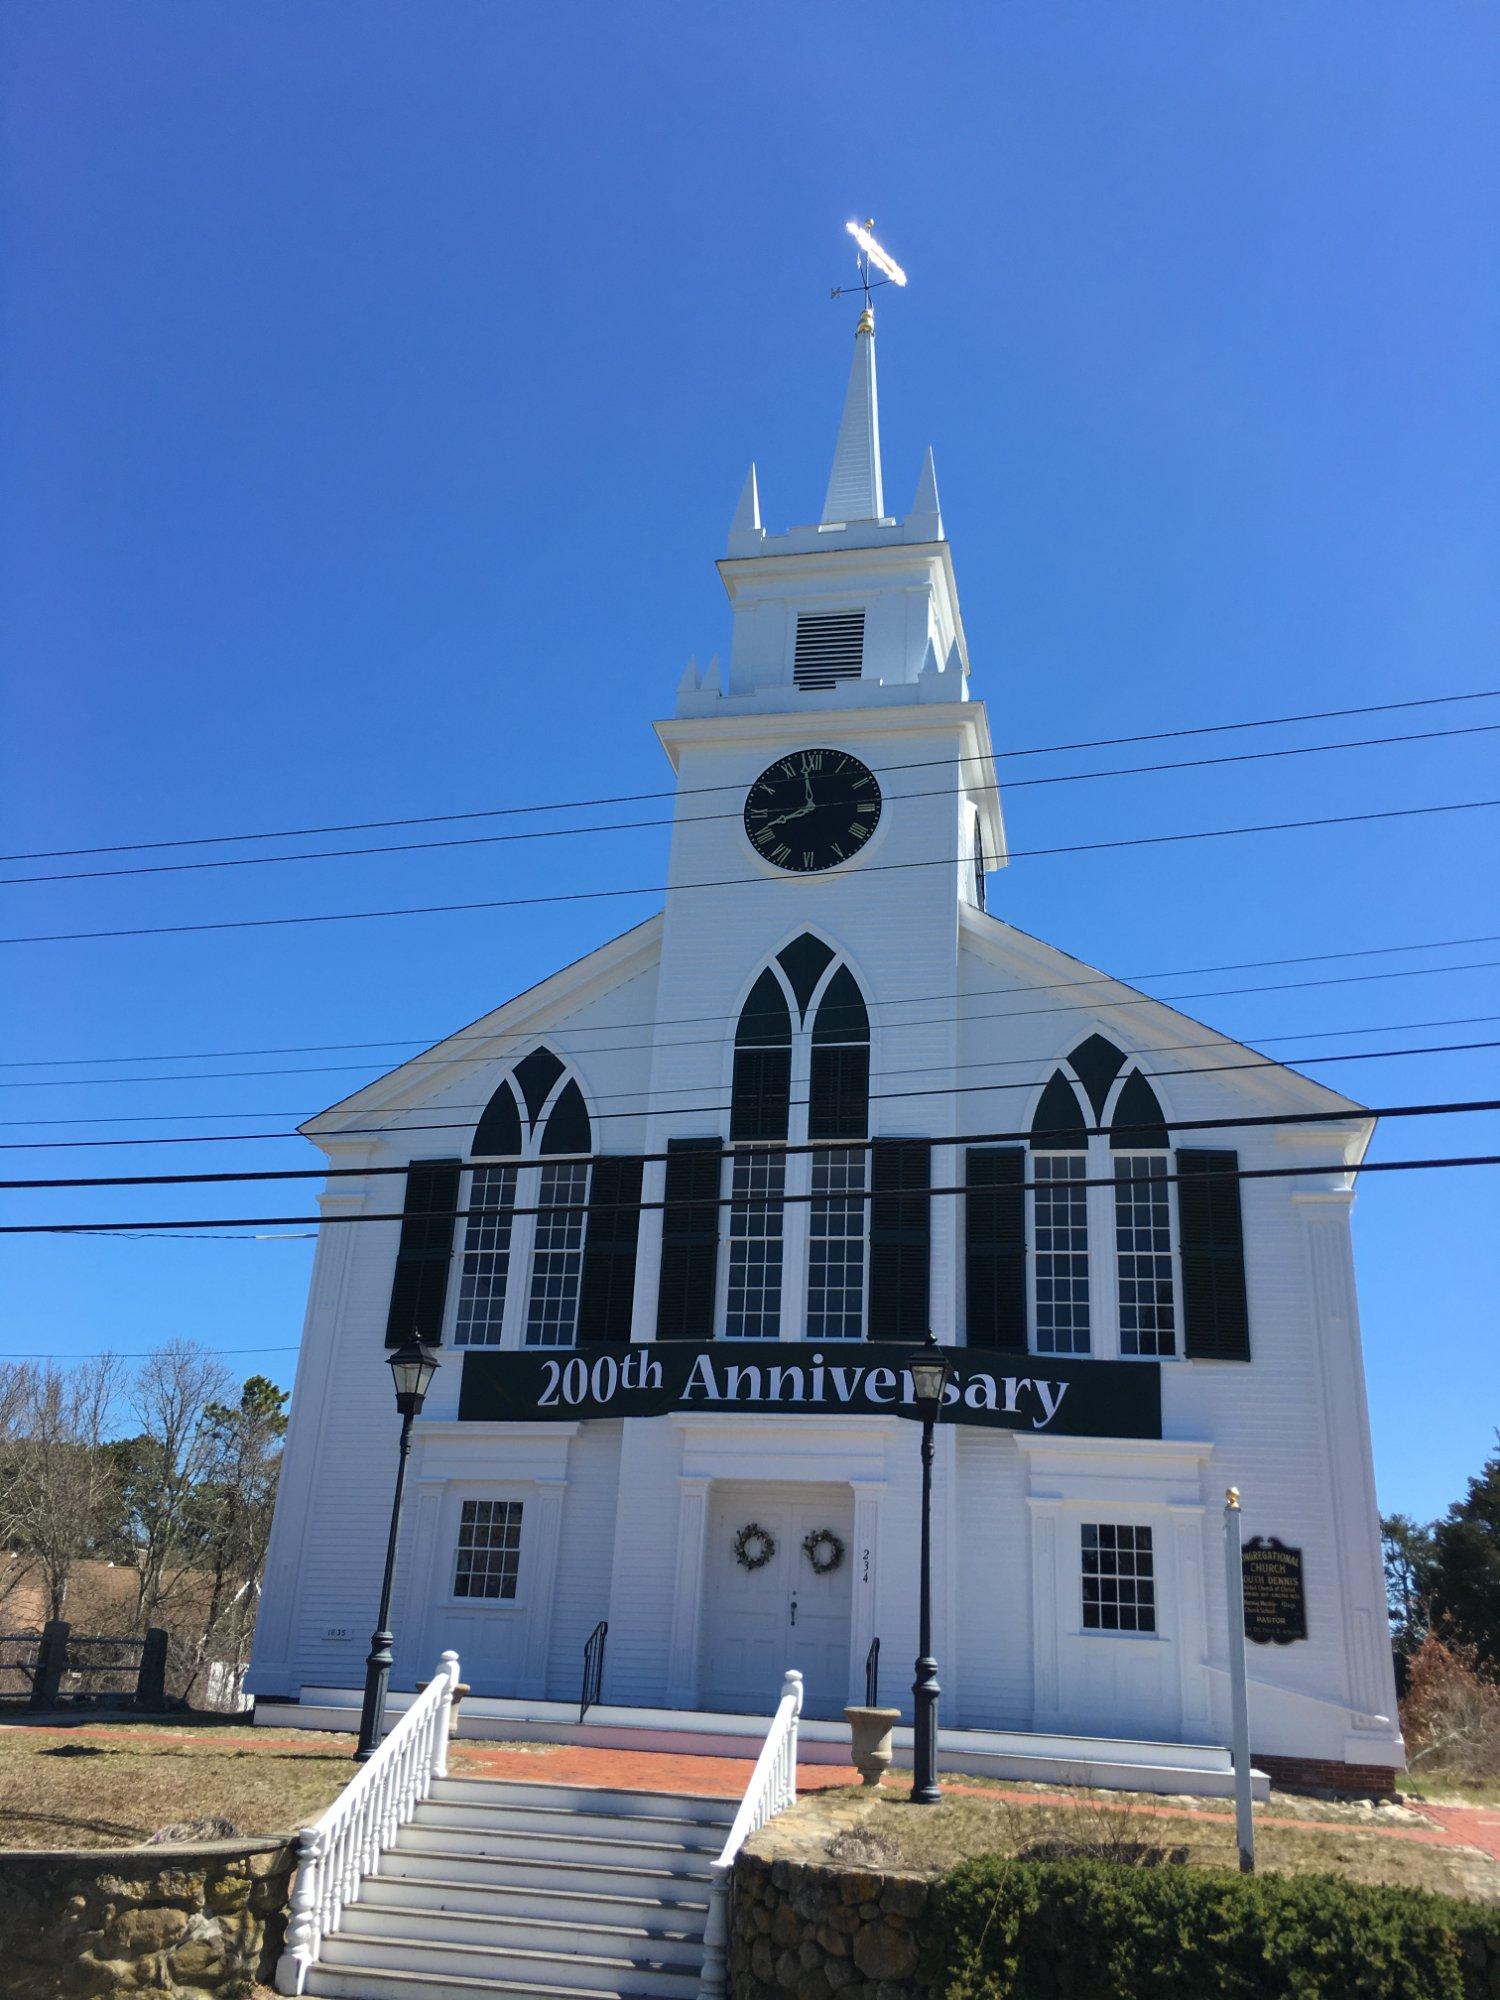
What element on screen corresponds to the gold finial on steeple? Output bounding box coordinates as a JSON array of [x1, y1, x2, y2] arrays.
[[856, 305, 874, 336]]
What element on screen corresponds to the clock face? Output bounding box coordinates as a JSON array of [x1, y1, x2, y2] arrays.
[[743, 748, 882, 873]]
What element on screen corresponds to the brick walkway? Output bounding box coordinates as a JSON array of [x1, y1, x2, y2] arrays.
[[448, 1740, 1500, 1862]]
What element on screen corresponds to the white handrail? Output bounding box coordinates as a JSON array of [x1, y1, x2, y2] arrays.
[[697, 1668, 803, 2000], [275, 1650, 461, 1995]]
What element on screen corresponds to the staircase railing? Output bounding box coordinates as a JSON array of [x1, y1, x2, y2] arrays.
[[275, 1649, 461, 1996], [580, 1618, 608, 1722], [697, 1668, 802, 2000], [865, 1635, 881, 1707]]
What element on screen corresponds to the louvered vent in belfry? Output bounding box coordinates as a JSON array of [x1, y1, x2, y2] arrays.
[[793, 610, 865, 691]]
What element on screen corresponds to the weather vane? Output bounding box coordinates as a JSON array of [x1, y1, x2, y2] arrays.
[[831, 219, 908, 312]]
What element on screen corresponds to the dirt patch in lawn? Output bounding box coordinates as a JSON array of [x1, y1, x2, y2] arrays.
[[753, 1784, 1500, 1906]]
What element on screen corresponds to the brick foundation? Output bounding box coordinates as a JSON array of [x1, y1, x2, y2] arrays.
[[1254, 1753, 1400, 1798]]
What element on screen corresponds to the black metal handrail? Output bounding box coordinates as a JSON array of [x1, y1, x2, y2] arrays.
[[865, 1635, 880, 1708], [580, 1619, 608, 1723]]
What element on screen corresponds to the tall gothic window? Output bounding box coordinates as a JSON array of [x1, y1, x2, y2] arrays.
[[1031, 1070, 1091, 1355], [806, 965, 871, 1342], [451, 1061, 594, 1349], [1110, 1069, 1175, 1358], [972, 811, 987, 912], [725, 970, 792, 1339]]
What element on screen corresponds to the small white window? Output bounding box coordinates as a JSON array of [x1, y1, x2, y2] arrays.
[[1082, 1523, 1155, 1633], [453, 1499, 523, 1600]]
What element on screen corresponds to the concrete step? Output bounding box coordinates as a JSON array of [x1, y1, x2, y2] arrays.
[[340, 1900, 706, 1967], [357, 1870, 711, 1929], [413, 1797, 726, 1849], [306, 1967, 652, 2000], [319, 1930, 701, 1998], [379, 1844, 714, 1897], [427, 1775, 735, 1825], [394, 1821, 718, 1873]]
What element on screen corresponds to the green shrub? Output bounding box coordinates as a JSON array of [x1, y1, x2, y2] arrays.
[[930, 1857, 1499, 1999]]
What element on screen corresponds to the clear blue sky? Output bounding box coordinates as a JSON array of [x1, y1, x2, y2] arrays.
[[2, 2, 1495, 1523]]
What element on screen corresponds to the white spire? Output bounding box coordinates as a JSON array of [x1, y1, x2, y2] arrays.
[[731, 463, 761, 537], [821, 307, 884, 524], [907, 445, 943, 540]]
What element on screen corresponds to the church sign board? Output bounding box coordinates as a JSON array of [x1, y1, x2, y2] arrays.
[[1241, 1536, 1307, 1644], [458, 1342, 1161, 1439]]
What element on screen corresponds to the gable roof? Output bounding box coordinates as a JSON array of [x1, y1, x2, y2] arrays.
[[300, 913, 663, 1144]]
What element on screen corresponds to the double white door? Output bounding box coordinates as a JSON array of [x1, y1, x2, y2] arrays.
[[699, 1481, 854, 1721]]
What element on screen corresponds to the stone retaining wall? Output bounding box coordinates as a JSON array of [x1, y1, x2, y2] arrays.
[[730, 1850, 938, 2000], [0, 1838, 296, 1999]]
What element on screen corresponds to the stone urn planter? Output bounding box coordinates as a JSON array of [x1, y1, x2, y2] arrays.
[[844, 1704, 902, 1787]]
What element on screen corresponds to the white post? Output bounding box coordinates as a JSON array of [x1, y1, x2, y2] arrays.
[[1223, 1487, 1255, 1873], [434, 1649, 459, 1779], [275, 1826, 323, 1994]]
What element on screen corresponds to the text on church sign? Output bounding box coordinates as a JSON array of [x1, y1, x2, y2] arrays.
[[458, 1342, 1161, 1439]]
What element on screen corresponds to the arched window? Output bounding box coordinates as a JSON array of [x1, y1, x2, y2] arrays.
[[724, 971, 793, 1339], [807, 965, 871, 1342], [711, 938, 873, 1343], [453, 1054, 595, 1350], [1109, 1070, 1175, 1357], [1030, 1070, 1091, 1355]]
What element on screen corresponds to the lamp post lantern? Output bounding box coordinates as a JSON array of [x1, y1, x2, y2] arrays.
[[905, 1330, 952, 1804], [354, 1338, 442, 1761]]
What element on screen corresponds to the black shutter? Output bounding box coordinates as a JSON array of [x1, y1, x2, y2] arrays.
[[577, 1156, 643, 1344], [730, 1047, 792, 1143], [868, 1139, 930, 1342], [809, 1043, 870, 1141], [656, 1138, 722, 1342], [1177, 1148, 1250, 1360], [384, 1159, 462, 1347], [966, 1147, 1026, 1353]]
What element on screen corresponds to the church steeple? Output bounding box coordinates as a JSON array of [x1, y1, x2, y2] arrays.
[[820, 307, 885, 525]]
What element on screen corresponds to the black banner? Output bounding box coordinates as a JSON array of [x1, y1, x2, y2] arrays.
[[458, 1342, 1161, 1439]]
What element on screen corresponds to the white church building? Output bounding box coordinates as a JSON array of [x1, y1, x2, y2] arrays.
[[247, 309, 1402, 1794]]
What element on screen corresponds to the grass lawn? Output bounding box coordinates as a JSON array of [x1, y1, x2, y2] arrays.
[[752, 1784, 1500, 1907], [1398, 1769, 1500, 1808], [0, 1715, 551, 1850]]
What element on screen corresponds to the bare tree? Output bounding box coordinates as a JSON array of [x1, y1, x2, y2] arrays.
[[113, 1341, 232, 1630], [3, 1357, 122, 1621]]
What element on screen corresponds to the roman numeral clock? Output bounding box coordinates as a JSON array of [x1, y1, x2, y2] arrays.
[[743, 748, 882, 872]]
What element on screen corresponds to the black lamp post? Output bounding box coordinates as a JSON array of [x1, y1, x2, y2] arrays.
[[354, 1338, 442, 1761], [905, 1330, 952, 1805]]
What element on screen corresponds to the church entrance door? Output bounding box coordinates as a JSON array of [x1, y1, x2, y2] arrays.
[[699, 1481, 854, 1722]]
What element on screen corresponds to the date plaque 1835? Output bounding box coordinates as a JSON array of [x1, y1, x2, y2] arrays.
[[1241, 1536, 1307, 1645]]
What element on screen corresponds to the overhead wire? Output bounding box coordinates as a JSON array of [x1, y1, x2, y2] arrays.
[[3, 1096, 1494, 1193], [5, 720, 1497, 888], [6, 685, 1497, 866], [5, 1152, 1498, 1235], [5, 799, 1499, 946], [5, 930, 1497, 1073]]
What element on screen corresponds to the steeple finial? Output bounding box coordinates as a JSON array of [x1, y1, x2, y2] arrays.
[[821, 307, 884, 524]]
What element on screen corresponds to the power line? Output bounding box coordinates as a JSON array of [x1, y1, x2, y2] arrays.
[[7, 720, 1496, 888], [8, 686, 1496, 866], [6, 1152, 1497, 1235], [5, 930, 1496, 1074], [3, 958, 1496, 1133], [3, 1097, 1492, 1193], [5, 799, 1498, 947]]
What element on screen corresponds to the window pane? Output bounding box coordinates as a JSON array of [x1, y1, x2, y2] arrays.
[[1081, 1521, 1156, 1633], [725, 1150, 785, 1339], [1034, 1154, 1090, 1355], [1115, 1157, 1176, 1357], [525, 1162, 589, 1347], [453, 1498, 523, 1599], [808, 1146, 865, 1341], [454, 1165, 517, 1348]]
